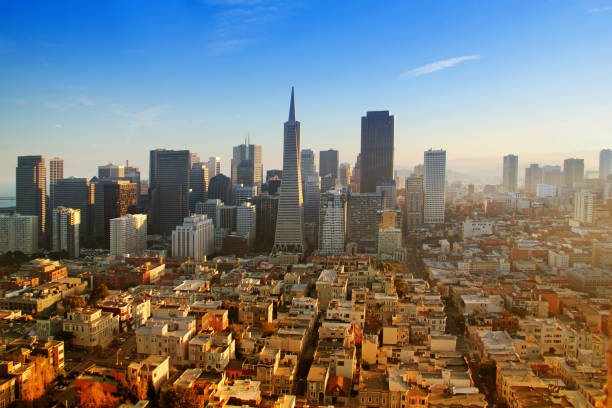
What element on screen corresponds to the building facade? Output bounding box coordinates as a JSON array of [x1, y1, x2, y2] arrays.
[[16, 155, 46, 235], [52, 207, 80, 258], [0, 214, 38, 255], [503, 154, 518, 192], [423, 149, 446, 224], [360, 111, 394, 193], [171, 215, 214, 261], [110, 214, 147, 257], [319, 188, 347, 255]]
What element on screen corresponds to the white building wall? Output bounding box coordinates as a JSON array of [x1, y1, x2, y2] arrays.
[[110, 214, 147, 258], [171, 215, 214, 261]]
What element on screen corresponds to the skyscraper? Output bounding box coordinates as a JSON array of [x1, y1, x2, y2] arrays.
[[525, 164, 543, 193], [272, 87, 304, 254], [600, 149, 612, 180], [98, 162, 125, 178], [252, 194, 278, 249], [376, 179, 397, 209], [502, 154, 518, 192], [93, 179, 138, 244], [206, 157, 221, 180], [124, 164, 142, 206], [52, 207, 80, 258], [49, 157, 63, 211], [563, 158, 584, 186], [231, 138, 263, 187], [236, 202, 257, 247], [189, 163, 209, 213], [149, 149, 190, 236], [318, 187, 347, 255], [110, 214, 147, 257], [339, 163, 351, 187], [319, 149, 339, 179], [171, 215, 214, 261], [405, 175, 424, 226], [208, 174, 232, 205], [542, 165, 562, 186], [360, 111, 394, 193], [0, 214, 38, 255], [423, 149, 446, 224], [54, 177, 94, 240], [301, 149, 317, 201], [346, 192, 383, 253], [16, 155, 46, 235]]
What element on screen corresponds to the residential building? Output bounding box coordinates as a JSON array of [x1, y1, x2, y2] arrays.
[[319, 187, 347, 255], [171, 215, 214, 261], [346, 192, 383, 253], [236, 202, 256, 247], [0, 214, 38, 255], [110, 214, 147, 257], [524, 163, 542, 193], [62, 308, 119, 349], [564, 158, 584, 186]]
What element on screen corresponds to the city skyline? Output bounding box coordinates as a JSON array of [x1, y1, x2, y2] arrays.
[[1, 1, 611, 185]]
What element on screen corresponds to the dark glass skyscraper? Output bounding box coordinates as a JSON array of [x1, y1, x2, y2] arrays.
[[208, 174, 232, 205], [16, 155, 46, 235], [54, 177, 94, 240], [360, 111, 394, 193], [189, 163, 209, 213], [319, 149, 338, 179], [149, 149, 190, 236]]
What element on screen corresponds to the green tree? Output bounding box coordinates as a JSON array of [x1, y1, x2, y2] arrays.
[[63, 295, 87, 310]]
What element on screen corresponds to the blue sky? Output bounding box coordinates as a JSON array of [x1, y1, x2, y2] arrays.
[[0, 0, 611, 186]]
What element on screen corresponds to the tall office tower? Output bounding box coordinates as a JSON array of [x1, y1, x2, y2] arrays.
[[301, 149, 317, 199], [423, 149, 446, 224], [502, 154, 518, 192], [360, 111, 394, 193], [339, 163, 351, 187], [54, 177, 94, 240], [231, 137, 263, 187], [206, 157, 221, 180], [93, 179, 137, 244], [318, 187, 347, 255], [319, 149, 339, 179], [110, 214, 147, 257], [208, 174, 232, 205], [600, 149, 612, 180], [272, 87, 304, 254], [236, 202, 256, 247], [346, 192, 383, 253], [405, 175, 424, 226], [189, 163, 209, 213], [351, 154, 361, 193], [171, 214, 214, 261], [233, 184, 257, 206], [195, 199, 223, 227], [216, 205, 237, 231], [149, 149, 190, 236], [124, 164, 142, 206], [564, 158, 585, 186], [191, 152, 200, 164], [376, 179, 397, 209], [0, 214, 38, 255], [525, 164, 543, 193], [52, 207, 80, 258], [16, 155, 46, 235], [251, 194, 278, 248], [98, 163, 125, 179], [413, 164, 424, 177], [320, 174, 336, 193], [49, 157, 63, 211], [543, 165, 562, 186], [303, 176, 321, 224], [266, 169, 283, 182]]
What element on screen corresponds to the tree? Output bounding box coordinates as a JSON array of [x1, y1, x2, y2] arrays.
[[79, 382, 120, 408], [159, 387, 205, 408], [20, 356, 56, 402], [63, 295, 87, 310], [477, 359, 497, 394], [393, 276, 408, 298], [89, 283, 110, 305], [261, 322, 276, 336]]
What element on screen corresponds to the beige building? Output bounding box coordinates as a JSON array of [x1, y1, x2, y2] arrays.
[[63, 308, 119, 349]]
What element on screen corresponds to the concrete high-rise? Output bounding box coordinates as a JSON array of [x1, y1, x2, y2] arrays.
[[525, 164, 543, 193], [149, 149, 190, 236], [502, 154, 518, 192], [231, 138, 263, 187], [232, 184, 257, 206], [600, 149, 612, 180], [360, 111, 394, 193], [301, 149, 317, 200], [195, 199, 223, 227], [52, 207, 80, 258], [346, 192, 383, 253], [0, 214, 38, 255], [54, 177, 94, 240], [49, 157, 64, 210], [563, 158, 584, 186], [272, 87, 304, 254], [110, 214, 147, 257], [423, 149, 446, 224], [236, 202, 256, 247], [405, 175, 424, 226], [206, 157, 221, 180], [319, 149, 338, 179], [339, 163, 351, 187], [92, 179, 137, 244], [542, 165, 562, 186], [124, 164, 142, 206], [318, 187, 347, 255], [376, 179, 397, 209], [16, 155, 46, 235], [189, 163, 209, 213], [171, 215, 214, 261]]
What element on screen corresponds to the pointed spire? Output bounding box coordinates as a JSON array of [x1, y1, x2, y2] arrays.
[[288, 86, 296, 122]]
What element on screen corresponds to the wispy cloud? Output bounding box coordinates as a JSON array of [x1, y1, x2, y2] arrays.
[[587, 5, 611, 13], [55, 124, 62, 128], [400, 55, 481, 78]]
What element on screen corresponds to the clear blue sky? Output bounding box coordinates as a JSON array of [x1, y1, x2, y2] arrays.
[[1, 0, 611, 186]]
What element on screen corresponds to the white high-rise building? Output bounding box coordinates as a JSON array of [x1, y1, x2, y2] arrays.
[[573, 190, 598, 224], [171, 215, 214, 261], [110, 214, 147, 257], [423, 149, 446, 224], [536, 184, 557, 198], [600, 149, 612, 180], [236, 202, 256, 247], [318, 187, 346, 255], [0, 214, 38, 255], [273, 87, 304, 254], [52, 207, 80, 258]]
